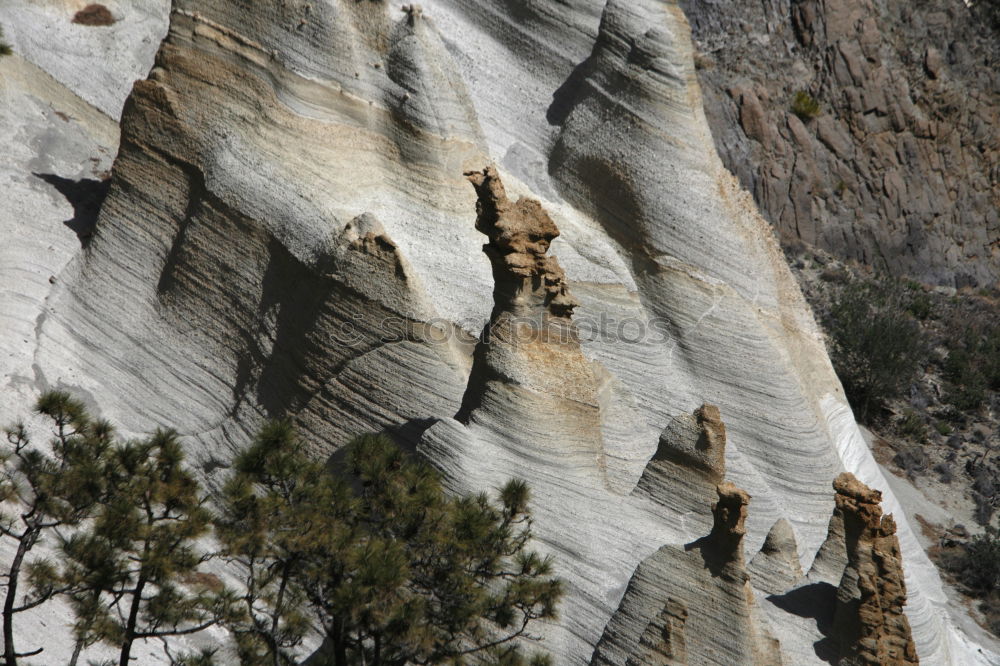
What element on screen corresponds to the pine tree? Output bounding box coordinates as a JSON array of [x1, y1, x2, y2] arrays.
[[0, 391, 113, 666], [219, 423, 563, 666], [47, 428, 238, 666], [216, 421, 340, 665]]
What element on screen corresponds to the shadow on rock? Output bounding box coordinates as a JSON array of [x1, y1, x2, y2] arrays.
[[767, 581, 838, 663], [34, 172, 110, 247]]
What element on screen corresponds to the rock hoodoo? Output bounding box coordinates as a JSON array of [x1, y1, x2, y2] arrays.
[[465, 166, 579, 321], [593, 407, 781, 665], [831, 473, 918, 666], [456, 167, 599, 434], [706, 481, 753, 576], [634, 404, 728, 532], [749, 518, 805, 596]]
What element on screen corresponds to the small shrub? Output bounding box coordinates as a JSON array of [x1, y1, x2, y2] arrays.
[[945, 527, 1000, 637], [974, 0, 1000, 33], [820, 267, 851, 284], [933, 462, 954, 484], [940, 405, 966, 424], [983, 592, 1000, 637], [949, 378, 989, 411], [958, 527, 1000, 593], [906, 289, 934, 320], [72, 4, 116, 27], [969, 465, 998, 526], [893, 446, 928, 478], [791, 90, 821, 120], [944, 323, 1000, 410], [826, 278, 927, 422], [897, 409, 926, 441], [935, 421, 953, 436]]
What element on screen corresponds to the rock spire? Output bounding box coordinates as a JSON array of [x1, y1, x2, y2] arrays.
[[465, 167, 579, 321], [831, 473, 918, 666]]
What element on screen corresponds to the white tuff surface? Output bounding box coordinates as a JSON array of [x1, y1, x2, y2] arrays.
[[0, 0, 996, 664]]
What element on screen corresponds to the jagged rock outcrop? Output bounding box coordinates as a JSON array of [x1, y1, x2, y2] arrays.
[[593, 479, 782, 665], [3, 0, 996, 663], [682, 0, 999, 287], [831, 473, 919, 666], [454, 168, 603, 471], [634, 404, 727, 535], [750, 518, 806, 596]]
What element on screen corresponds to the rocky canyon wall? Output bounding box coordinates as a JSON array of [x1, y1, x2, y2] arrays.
[[682, 0, 999, 288]]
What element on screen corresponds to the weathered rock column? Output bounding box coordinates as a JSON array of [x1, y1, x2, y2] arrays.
[[831, 472, 919, 666], [456, 166, 603, 468]]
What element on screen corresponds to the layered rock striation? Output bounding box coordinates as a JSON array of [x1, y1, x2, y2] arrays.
[[749, 518, 806, 597], [2, 0, 995, 663], [634, 404, 728, 535]]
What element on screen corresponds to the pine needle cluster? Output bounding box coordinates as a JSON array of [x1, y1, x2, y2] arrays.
[[1, 392, 235, 666], [0, 397, 562, 665], [0, 391, 114, 665], [217, 423, 563, 666]]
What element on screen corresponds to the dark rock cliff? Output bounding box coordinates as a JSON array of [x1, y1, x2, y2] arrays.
[[683, 0, 999, 288]]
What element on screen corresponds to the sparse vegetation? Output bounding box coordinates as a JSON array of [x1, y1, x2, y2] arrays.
[[789, 246, 1000, 544], [826, 278, 926, 423], [940, 527, 1000, 636], [791, 90, 821, 120]]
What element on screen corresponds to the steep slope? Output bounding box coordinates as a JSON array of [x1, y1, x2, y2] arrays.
[[682, 0, 999, 288], [1, 0, 996, 663]]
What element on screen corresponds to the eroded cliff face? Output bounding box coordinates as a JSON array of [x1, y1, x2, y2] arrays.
[[2, 0, 996, 663], [683, 0, 999, 288]]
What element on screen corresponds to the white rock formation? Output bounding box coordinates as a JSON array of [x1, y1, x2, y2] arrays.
[[1, 0, 997, 664], [3, 0, 169, 119]]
